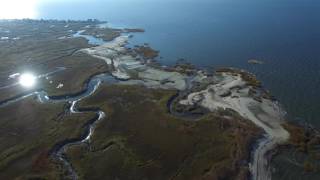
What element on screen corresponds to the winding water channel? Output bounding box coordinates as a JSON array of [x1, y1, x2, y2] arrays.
[[0, 31, 124, 180], [0, 29, 289, 180], [0, 72, 118, 179]]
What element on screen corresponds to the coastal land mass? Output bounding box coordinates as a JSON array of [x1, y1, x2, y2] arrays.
[[0, 19, 319, 180]]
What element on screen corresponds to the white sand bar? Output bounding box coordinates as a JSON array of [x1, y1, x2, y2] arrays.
[[179, 72, 289, 180]]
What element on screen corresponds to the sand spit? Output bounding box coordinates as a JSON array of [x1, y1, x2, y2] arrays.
[[80, 36, 188, 90], [179, 72, 290, 180]]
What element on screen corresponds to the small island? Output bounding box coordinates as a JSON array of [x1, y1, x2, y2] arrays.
[[248, 59, 264, 65]]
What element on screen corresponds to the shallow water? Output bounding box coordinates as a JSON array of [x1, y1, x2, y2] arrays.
[[272, 148, 320, 180], [73, 30, 105, 45]]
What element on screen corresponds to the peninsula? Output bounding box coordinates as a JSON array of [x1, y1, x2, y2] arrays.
[[0, 19, 318, 180]]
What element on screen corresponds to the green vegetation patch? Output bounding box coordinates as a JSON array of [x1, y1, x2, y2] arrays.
[[67, 84, 261, 180], [0, 96, 96, 179]]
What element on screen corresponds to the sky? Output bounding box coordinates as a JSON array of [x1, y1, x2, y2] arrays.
[[0, 0, 218, 19], [0, 0, 94, 19], [0, 0, 38, 19]]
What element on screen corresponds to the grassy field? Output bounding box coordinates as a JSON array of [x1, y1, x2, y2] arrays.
[[0, 20, 112, 101], [65, 84, 262, 180], [0, 20, 116, 179], [0, 95, 97, 179]]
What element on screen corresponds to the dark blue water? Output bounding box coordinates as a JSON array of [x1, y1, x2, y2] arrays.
[[36, 0, 320, 128]]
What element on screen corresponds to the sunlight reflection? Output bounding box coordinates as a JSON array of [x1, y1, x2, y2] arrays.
[[0, 0, 38, 19], [19, 73, 37, 88]]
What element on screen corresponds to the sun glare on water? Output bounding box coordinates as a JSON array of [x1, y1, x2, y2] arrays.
[[19, 73, 37, 88], [0, 0, 38, 19]]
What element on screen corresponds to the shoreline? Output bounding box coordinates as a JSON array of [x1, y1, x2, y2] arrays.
[[0, 19, 319, 179], [79, 27, 291, 179], [79, 24, 319, 179]]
